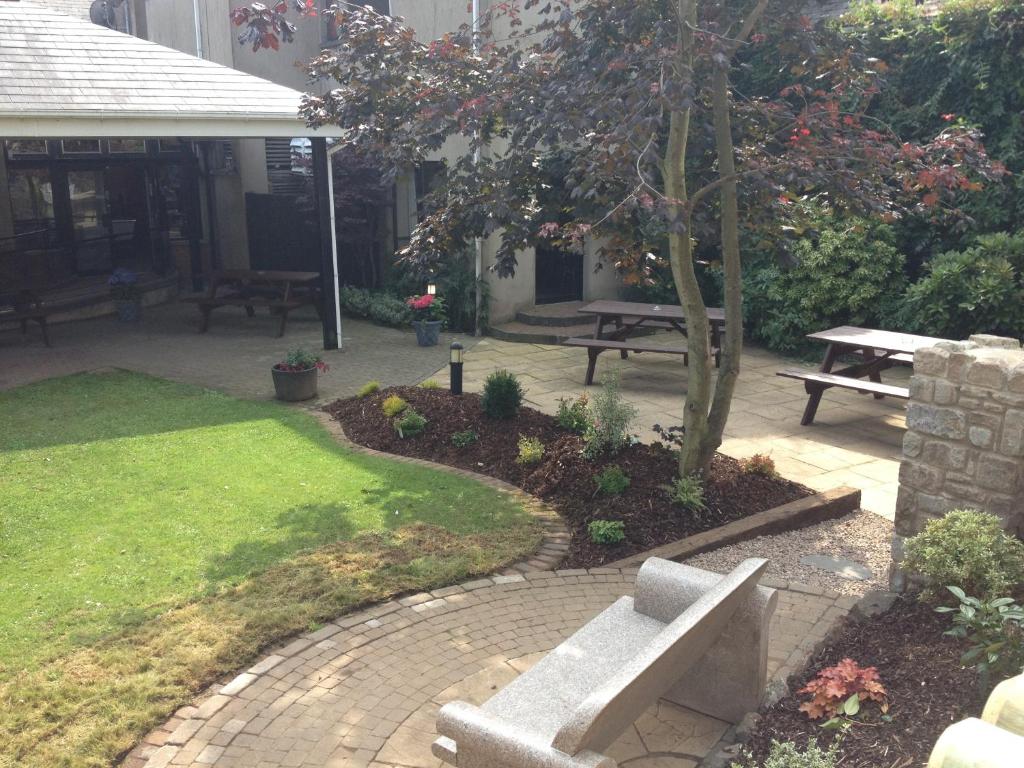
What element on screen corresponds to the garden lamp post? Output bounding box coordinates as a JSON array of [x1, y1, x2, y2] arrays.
[[426, 281, 437, 296], [450, 342, 464, 395]]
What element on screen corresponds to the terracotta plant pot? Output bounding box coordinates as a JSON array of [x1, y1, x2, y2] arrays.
[[411, 319, 443, 347], [272, 366, 319, 401]]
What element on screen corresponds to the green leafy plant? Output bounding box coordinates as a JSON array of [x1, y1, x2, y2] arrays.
[[274, 348, 328, 373], [902, 509, 1024, 601], [798, 658, 888, 726], [731, 737, 841, 768], [394, 409, 427, 438], [595, 465, 630, 495], [516, 436, 544, 465], [556, 394, 592, 434], [481, 370, 524, 419], [381, 394, 408, 418], [936, 586, 1024, 690], [588, 520, 626, 545], [450, 429, 478, 449], [583, 370, 637, 458], [740, 454, 777, 477], [671, 475, 705, 511], [356, 381, 381, 397], [339, 286, 413, 328], [420, 379, 442, 389]]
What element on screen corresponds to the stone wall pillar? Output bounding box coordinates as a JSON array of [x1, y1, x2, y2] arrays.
[[892, 334, 1024, 590]]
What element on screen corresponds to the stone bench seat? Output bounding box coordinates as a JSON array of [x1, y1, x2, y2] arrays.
[[433, 557, 776, 768]]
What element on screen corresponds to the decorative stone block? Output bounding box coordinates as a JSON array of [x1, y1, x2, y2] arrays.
[[969, 334, 1021, 350], [1001, 410, 1024, 458], [921, 441, 968, 471], [909, 376, 935, 403], [906, 404, 967, 440], [913, 347, 950, 377], [902, 431, 924, 458], [976, 457, 1021, 494], [933, 379, 958, 406], [899, 461, 944, 493], [969, 426, 995, 449]]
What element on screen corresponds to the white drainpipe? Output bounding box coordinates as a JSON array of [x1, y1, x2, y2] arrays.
[[192, 0, 204, 59], [472, 0, 484, 336], [327, 142, 344, 349]]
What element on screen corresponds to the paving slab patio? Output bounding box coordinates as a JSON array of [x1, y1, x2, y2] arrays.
[[131, 568, 855, 768], [429, 335, 909, 519]]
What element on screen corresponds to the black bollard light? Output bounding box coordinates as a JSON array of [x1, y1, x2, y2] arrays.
[[450, 341, 464, 395]]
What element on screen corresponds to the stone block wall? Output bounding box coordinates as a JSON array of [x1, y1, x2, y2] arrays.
[[892, 334, 1024, 588]]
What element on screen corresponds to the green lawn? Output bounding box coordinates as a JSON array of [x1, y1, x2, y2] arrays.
[[0, 371, 541, 767]]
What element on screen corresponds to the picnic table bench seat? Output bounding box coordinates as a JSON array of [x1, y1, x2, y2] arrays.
[[777, 369, 911, 399], [433, 557, 775, 768], [0, 290, 51, 346]]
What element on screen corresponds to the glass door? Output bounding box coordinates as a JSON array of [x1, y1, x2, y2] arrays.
[[68, 170, 112, 274]]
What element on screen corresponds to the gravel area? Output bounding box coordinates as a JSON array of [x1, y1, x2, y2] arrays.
[[685, 509, 893, 596]]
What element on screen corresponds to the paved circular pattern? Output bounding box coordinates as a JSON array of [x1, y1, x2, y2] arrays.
[[133, 570, 854, 768]]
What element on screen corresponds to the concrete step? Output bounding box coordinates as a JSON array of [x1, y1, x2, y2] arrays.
[[489, 320, 595, 344], [515, 301, 589, 327]]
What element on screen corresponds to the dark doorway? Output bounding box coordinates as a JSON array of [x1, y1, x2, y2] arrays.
[[245, 193, 319, 272], [535, 245, 583, 304]]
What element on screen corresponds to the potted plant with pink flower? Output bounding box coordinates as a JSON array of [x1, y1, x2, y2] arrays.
[[271, 348, 329, 401], [406, 293, 446, 346]]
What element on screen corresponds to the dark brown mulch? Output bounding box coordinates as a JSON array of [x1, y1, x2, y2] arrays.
[[324, 386, 811, 568], [746, 598, 985, 768]]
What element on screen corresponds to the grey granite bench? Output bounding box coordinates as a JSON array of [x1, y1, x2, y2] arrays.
[[433, 557, 776, 768]]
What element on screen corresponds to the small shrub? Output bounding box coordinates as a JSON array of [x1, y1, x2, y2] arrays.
[[671, 475, 705, 511], [420, 379, 442, 390], [583, 370, 637, 458], [516, 436, 544, 465], [595, 465, 630, 495], [588, 520, 626, 545], [556, 394, 591, 434], [357, 380, 381, 397], [394, 409, 427, 438], [450, 429, 478, 449], [368, 293, 414, 327], [740, 454, 777, 477], [482, 370, 524, 419], [732, 738, 840, 768], [798, 658, 887, 721], [381, 394, 408, 418], [936, 587, 1024, 690], [902, 509, 1024, 601]]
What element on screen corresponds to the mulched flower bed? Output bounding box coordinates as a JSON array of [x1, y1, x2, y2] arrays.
[[745, 597, 986, 768], [324, 386, 812, 568]]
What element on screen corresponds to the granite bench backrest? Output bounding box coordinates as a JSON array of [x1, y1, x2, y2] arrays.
[[551, 557, 769, 756]]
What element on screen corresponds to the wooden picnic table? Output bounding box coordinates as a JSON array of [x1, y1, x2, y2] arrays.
[[564, 299, 727, 385], [777, 325, 951, 426], [181, 269, 321, 337]]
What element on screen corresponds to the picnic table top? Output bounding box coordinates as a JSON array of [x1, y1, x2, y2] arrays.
[[578, 300, 725, 322], [807, 325, 950, 355], [213, 269, 320, 284]]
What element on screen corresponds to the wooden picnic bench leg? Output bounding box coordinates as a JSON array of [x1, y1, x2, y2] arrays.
[[276, 281, 293, 337], [613, 316, 628, 359], [585, 347, 601, 386], [863, 347, 886, 399], [800, 343, 839, 426]]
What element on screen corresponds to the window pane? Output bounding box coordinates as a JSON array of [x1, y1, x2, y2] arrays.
[[7, 168, 55, 235], [5, 139, 48, 156], [62, 139, 102, 154], [108, 138, 147, 153]]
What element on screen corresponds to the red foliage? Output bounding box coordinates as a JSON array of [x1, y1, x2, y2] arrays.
[[798, 658, 888, 720]]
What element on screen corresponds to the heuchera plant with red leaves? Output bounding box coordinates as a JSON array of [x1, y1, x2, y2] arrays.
[[405, 294, 446, 323], [798, 658, 888, 721]]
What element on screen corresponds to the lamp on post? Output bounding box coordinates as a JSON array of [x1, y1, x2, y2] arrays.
[[426, 281, 437, 296], [450, 341, 464, 395]]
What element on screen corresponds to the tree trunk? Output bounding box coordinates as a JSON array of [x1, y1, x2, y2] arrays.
[[702, 64, 743, 461], [665, 0, 714, 478]]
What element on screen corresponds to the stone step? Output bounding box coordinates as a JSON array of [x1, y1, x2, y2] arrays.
[[515, 301, 589, 327], [488, 320, 595, 345]]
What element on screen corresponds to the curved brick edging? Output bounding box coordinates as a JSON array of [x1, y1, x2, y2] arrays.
[[311, 410, 570, 573], [130, 569, 857, 768]]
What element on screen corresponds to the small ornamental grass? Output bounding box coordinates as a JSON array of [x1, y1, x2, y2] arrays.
[[516, 435, 545, 465], [903, 509, 1024, 601], [583, 370, 637, 458], [420, 379, 442, 390], [450, 429, 478, 449], [588, 520, 626, 545], [482, 370, 524, 419], [381, 394, 408, 418], [595, 465, 630, 495], [671, 474, 706, 511], [356, 380, 381, 397], [394, 409, 427, 439]]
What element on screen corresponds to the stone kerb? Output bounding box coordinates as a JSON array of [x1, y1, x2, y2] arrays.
[[892, 334, 1024, 589]]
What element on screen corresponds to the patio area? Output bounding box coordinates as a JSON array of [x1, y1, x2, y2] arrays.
[[1, 301, 908, 519]]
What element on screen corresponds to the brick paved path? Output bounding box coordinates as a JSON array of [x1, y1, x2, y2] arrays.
[[133, 570, 855, 768]]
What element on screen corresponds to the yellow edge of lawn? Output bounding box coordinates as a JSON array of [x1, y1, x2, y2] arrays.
[[0, 522, 542, 768]]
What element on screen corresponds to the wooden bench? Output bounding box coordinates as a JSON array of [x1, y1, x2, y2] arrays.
[[0, 290, 51, 346], [777, 369, 909, 425], [433, 558, 775, 768], [564, 337, 709, 385]]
